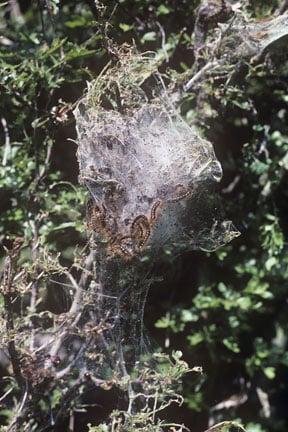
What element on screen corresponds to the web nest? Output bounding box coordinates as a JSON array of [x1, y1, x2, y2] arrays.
[[75, 46, 240, 261]]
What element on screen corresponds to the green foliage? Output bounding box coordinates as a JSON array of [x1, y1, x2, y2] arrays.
[[88, 351, 201, 432], [0, 1, 97, 247], [245, 422, 268, 432], [154, 7, 288, 430], [1, 0, 288, 431]]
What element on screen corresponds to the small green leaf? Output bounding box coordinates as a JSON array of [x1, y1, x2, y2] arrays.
[[141, 32, 157, 43], [265, 256, 277, 271], [223, 337, 240, 353], [188, 333, 204, 346], [65, 47, 96, 61], [263, 367, 276, 379], [181, 309, 199, 323], [119, 23, 134, 32], [155, 316, 171, 328], [65, 18, 87, 28], [42, 38, 67, 58], [156, 5, 170, 15]]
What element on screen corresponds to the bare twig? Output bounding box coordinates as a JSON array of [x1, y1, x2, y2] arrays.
[[38, 139, 53, 182], [51, 377, 84, 430], [48, 311, 82, 358], [0, 386, 14, 403], [1, 117, 10, 166], [55, 341, 88, 379], [156, 21, 168, 62], [45, 248, 94, 360], [1, 238, 24, 387], [274, 0, 288, 15], [69, 248, 94, 315], [203, 421, 246, 432], [183, 60, 218, 92]]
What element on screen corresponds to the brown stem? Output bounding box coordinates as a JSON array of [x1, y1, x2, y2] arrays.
[[1, 238, 24, 387], [274, 0, 288, 15]]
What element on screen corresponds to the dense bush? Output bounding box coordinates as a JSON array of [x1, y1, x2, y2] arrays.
[[1, 1, 288, 431]]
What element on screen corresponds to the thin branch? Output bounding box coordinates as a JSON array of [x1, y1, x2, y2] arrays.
[[1, 117, 10, 166], [183, 60, 218, 92], [69, 248, 94, 315], [48, 311, 82, 358], [1, 238, 24, 387], [0, 386, 14, 403], [16, 381, 29, 416], [51, 377, 84, 429], [45, 248, 94, 358], [203, 421, 246, 432], [156, 21, 168, 62], [55, 341, 88, 379], [274, 0, 288, 15], [38, 139, 53, 183]]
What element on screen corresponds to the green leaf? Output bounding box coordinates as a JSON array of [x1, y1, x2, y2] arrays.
[[64, 46, 96, 61], [181, 309, 199, 323], [119, 23, 134, 32], [265, 256, 277, 271], [223, 337, 240, 353], [156, 5, 170, 15], [263, 367, 276, 379], [141, 32, 157, 43], [65, 18, 87, 28], [250, 157, 270, 175], [155, 316, 171, 329], [42, 38, 68, 59], [187, 332, 204, 346]]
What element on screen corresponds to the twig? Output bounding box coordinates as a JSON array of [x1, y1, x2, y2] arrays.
[[17, 381, 29, 416], [32, 328, 74, 355], [38, 139, 53, 183], [69, 247, 96, 314], [274, 0, 288, 15], [46, 249, 94, 359], [156, 21, 169, 62], [183, 60, 218, 92], [48, 311, 82, 358], [51, 377, 84, 430], [55, 341, 88, 379], [1, 238, 24, 387], [1, 117, 10, 166], [203, 421, 246, 432], [0, 386, 14, 403], [160, 423, 190, 431]]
